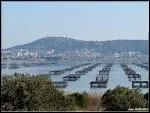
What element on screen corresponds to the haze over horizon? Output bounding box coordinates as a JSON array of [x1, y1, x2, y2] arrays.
[[2, 1, 149, 49]]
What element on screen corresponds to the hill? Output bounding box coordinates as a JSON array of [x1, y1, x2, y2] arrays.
[[6, 37, 149, 54]]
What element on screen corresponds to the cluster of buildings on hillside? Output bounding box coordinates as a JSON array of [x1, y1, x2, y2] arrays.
[[1, 48, 148, 61], [57, 49, 102, 59], [1, 49, 40, 60]]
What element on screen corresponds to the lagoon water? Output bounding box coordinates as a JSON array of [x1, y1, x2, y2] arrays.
[[1, 60, 149, 94]]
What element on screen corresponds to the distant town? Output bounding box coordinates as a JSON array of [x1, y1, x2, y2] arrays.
[[1, 37, 149, 69], [1, 48, 148, 60], [2, 48, 149, 69]]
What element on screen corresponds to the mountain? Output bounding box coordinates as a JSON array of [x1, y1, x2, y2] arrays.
[[6, 36, 149, 54]]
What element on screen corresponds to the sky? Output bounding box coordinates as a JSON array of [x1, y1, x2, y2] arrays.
[[2, 1, 149, 49]]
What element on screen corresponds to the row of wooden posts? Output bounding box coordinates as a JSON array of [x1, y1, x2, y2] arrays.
[[53, 63, 101, 88], [63, 63, 101, 81], [49, 63, 91, 75], [121, 64, 141, 81], [90, 63, 113, 88], [120, 63, 148, 88], [52, 63, 148, 89], [132, 63, 149, 71]]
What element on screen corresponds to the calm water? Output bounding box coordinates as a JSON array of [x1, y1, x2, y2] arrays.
[[2, 61, 149, 94]]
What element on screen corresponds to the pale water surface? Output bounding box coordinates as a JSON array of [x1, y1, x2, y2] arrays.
[[2, 61, 149, 94]]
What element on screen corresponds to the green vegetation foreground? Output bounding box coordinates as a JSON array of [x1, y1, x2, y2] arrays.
[[1, 73, 148, 111]]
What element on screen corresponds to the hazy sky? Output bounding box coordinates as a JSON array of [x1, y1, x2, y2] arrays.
[[2, 1, 149, 49]]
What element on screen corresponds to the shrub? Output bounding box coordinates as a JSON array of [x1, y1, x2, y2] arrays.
[[144, 92, 149, 108], [1, 73, 75, 111], [101, 86, 146, 111], [68, 92, 88, 109], [144, 92, 149, 101]]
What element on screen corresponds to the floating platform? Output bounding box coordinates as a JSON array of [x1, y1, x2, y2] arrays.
[[96, 76, 109, 81], [125, 70, 136, 75], [98, 63, 113, 75], [49, 63, 91, 75], [99, 71, 109, 75], [90, 81, 107, 88], [132, 81, 149, 88], [99, 72, 109, 76], [128, 74, 141, 81], [75, 63, 101, 76], [63, 74, 80, 81]]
